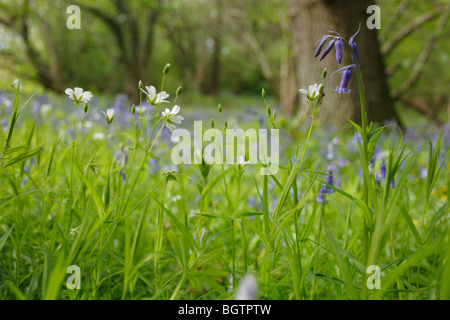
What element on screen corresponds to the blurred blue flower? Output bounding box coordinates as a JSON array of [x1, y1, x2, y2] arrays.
[[326, 169, 335, 193], [120, 170, 126, 184], [379, 160, 386, 179], [391, 177, 396, 188], [317, 185, 326, 203], [148, 157, 160, 174]]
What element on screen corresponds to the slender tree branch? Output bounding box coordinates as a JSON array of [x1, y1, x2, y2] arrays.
[[392, 6, 449, 99], [385, 60, 402, 77], [381, 10, 439, 56], [399, 97, 442, 125], [379, 0, 414, 43]]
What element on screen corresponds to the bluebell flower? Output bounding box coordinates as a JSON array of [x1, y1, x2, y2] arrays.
[[120, 170, 126, 184], [391, 177, 396, 188], [115, 150, 124, 164], [349, 26, 360, 64], [375, 176, 381, 187], [314, 37, 328, 58], [335, 38, 343, 64], [334, 68, 352, 94], [350, 42, 359, 65], [148, 157, 160, 174], [315, 28, 360, 94], [370, 146, 381, 167], [370, 155, 376, 167], [326, 170, 335, 193], [317, 185, 326, 203], [380, 160, 386, 179], [320, 38, 336, 61], [420, 167, 427, 179]]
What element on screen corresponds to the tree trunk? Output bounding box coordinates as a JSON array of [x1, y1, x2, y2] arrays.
[[288, 0, 400, 125]]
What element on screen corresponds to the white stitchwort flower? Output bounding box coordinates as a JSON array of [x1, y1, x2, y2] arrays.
[[299, 83, 323, 101], [141, 85, 169, 105], [235, 274, 259, 300], [162, 105, 183, 132], [102, 108, 115, 124], [13, 79, 23, 91], [65, 87, 93, 103], [237, 156, 250, 167], [93, 132, 105, 140]]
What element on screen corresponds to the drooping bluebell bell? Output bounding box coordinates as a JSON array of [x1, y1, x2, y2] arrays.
[[350, 42, 359, 65], [335, 38, 343, 64], [315, 28, 360, 94], [349, 27, 360, 64], [375, 176, 381, 187], [380, 160, 387, 179], [316, 185, 326, 203], [320, 38, 336, 61], [370, 155, 376, 167], [315, 37, 328, 58], [391, 177, 396, 188], [334, 68, 352, 94], [326, 170, 335, 193]]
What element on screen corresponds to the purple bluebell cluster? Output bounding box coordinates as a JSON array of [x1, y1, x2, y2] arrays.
[[317, 167, 338, 203], [314, 28, 361, 94], [316, 185, 326, 203], [148, 157, 160, 174]]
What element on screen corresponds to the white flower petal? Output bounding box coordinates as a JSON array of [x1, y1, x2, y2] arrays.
[[166, 123, 176, 132], [171, 105, 180, 115], [171, 115, 184, 124]]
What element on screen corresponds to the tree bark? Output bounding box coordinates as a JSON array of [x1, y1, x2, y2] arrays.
[[288, 0, 400, 125]]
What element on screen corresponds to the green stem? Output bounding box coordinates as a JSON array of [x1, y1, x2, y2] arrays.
[[353, 45, 373, 300]]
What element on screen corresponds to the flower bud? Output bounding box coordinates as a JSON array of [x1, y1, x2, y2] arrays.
[[138, 80, 143, 90], [211, 119, 215, 128], [163, 63, 170, 74], [262, 88, 266, 100], [314, 37, 328, 58], [176, 86, 183, 97], [131, 104, 136, 115], [218, 103, 222, 113], [322, 68, 327, 79], [84, 104, 88, 113], [272, 110, 276, 120], [320, 38, 336, 61], [335, 38, 343, 64], [105, 108, 115, 124], [224, 121, 228, 129]]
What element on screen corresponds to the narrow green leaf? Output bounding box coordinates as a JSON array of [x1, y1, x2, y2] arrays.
[[0, 225, 14, 252]]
